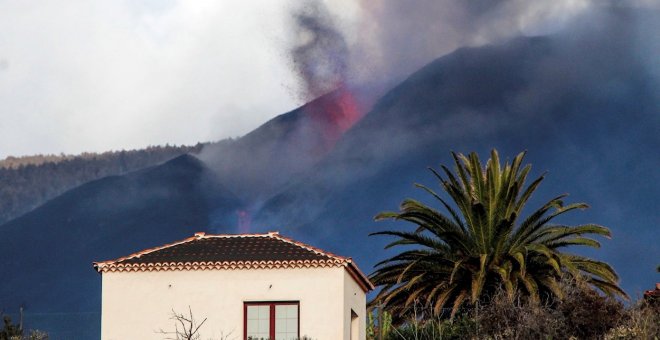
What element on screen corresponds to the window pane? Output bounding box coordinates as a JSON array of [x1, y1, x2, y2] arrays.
[[275, 304, 298, 340], [287, 318, 297, 332], [258, 305, 270, 319], [247, 305, 271, 340], [275, 318, 286, 332], [247, 306, 258, 320], [276, 305, 287, 318], [287, 305, 297, 319], [248, 303, 298, 340], [247, 319, 258, 333], [258, 319, 269, 333]]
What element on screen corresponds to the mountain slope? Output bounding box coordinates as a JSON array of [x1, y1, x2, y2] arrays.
[[1, 9, 658, 338], [199, 86, 370, 204], [0, 87, 368, 338], [254, 16, 660, 297], [0, 144, 204, 224], [0, 155, 240, 338]]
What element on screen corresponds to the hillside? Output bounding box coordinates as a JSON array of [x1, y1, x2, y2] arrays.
[[0, 154, 241, 338], [254, 29, 659, 294], [198, 86, 371, 203], [0, 87, 362, 337], [1, 10, 659, 338], [0, 144, 205, 224]]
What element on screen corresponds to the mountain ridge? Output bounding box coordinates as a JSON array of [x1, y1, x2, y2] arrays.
[[1, 25, 659, 338]]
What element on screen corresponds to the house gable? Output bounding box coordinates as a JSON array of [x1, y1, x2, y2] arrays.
[[95, 232, 371, 340]]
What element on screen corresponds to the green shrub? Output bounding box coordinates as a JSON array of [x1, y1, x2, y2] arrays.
[[0, 315, 47, 340], [558, 280, 625, 339], [605, 300, 660, 340], [0, 316, 22, 340], [376, 278, 636, 340], [385, 316, 476, 340]]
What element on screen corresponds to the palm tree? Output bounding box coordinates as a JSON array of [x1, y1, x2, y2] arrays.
[[370, 150, 626, 319]]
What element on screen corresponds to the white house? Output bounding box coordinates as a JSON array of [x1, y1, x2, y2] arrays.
[[93, 231, 374, 340]]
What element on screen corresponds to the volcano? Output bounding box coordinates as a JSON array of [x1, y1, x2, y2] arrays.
[[254, 32, 659, 295], [198, 84, 370, 204], [1, 21, 659, 338]]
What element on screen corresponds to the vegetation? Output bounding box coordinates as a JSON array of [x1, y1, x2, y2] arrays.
[[604, 299, 660, 340], [0, 316, 21, 340], [370, 150, 626, 321], [0, 314, 48, 340], [367, 283, 658, 340], [157, 307, 208, 340], [0, 144, 204, 224]]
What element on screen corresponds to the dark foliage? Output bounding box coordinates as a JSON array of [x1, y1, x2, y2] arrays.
[[385, 315, 477, 340], [0, 315, 22, 340], [476, 280, 625, 339], [370, 150, 625, 321], [0, 144, 204, 224], [558, 280, 625, 339], [375, 282, 635, 340], [477, 292, 565, 339]]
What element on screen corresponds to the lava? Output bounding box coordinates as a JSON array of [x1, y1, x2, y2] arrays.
[[302, 84, 365, 153]]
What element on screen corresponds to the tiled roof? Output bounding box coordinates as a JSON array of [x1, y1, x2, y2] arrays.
[[644, 283, 660, 300], [93, 231, 374, 292]]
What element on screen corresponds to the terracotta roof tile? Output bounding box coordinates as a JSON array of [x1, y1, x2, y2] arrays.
[[93, 231, 374, 292], [123, 235, 329, 263]]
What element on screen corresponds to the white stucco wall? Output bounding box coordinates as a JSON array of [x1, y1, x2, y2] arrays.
[[100, 266, 367, 340], [343, 270, 367, 340]]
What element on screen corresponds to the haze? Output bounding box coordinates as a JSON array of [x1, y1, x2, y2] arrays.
[[0, 0, 618, 159]]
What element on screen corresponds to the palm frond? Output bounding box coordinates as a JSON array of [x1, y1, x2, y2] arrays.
[[369, 149, 626, 322]]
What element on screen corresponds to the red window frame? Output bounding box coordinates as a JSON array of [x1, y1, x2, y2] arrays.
[[243, 301, 300, 340]]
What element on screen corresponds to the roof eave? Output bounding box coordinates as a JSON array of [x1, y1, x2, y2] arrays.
[[345, 260, 375, 293]]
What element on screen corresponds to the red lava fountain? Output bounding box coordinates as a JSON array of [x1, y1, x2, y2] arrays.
[[332, 87, 362, 133], [303, 84, 366, 153]]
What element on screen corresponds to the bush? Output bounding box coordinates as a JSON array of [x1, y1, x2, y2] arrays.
[[477, 292, 565, 340], [476, 280, 626, 339], [605, 300, 660, 340], [0, 316, 21, 340], [558, 280, 625, 339], [394, 316, 476, 340], [378, 279, 635, 340], [0, 315, 47, 340]]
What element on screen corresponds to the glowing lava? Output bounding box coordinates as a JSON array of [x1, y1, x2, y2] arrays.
[[303, 84, 365, 152]]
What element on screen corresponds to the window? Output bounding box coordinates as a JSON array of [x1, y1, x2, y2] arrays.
[[350, 309, 359, 340], [244, 302, 299, 340]]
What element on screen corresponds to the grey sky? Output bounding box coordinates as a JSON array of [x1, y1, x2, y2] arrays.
[[1, 1, 653, 159], [0, 1, 313, 158]]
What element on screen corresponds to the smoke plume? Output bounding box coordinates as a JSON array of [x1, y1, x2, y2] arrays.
[[289, 1, 349, 100], [268, 1, 660, 295], [349, 0, 593, 85], [286, 0, 660, 92]]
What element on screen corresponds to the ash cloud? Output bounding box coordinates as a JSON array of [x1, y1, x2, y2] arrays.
[[267, 1, 660, 294], [352, 0, 607, 85], [289, 1, 350, 100], [201, 1, 658, 293], [286, 0, 658, 91]]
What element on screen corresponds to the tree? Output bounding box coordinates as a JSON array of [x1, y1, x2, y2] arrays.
[[157, 307, 207, 340], [0, 315, 22, 340], [0, 311, 48, 340], [369, 150, 626, 319]]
